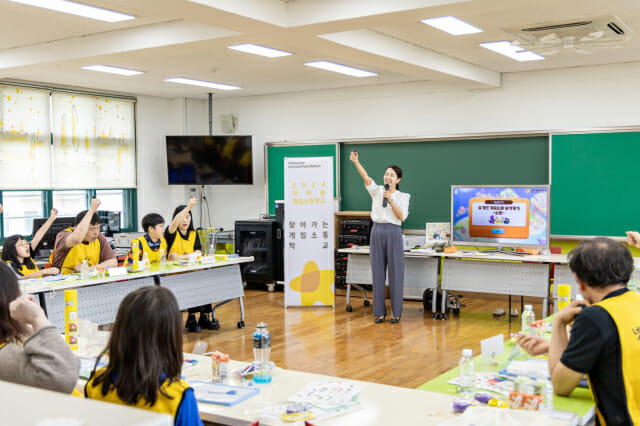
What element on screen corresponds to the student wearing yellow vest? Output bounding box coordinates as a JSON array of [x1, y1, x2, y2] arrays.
[[51, 198, 117, 275], [2, 208, 60, 278], [85, 286, 202, 426], [124, 213, 167, 267], [519, 238, 639, 424], [0, 262, 79, 393], [165, 198, 214, 332]]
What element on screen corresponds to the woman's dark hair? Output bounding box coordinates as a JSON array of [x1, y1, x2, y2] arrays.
[[568, 237, 633, 288], [92, 286, 183, 405], [0, 261, 28, 344], [386, 165, 403, 190], [141, 213, 165, 233], [172, 205, 194, 233], [1, 235, 36, 271]]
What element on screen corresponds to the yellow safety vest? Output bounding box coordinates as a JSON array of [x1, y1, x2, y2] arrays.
[[124, 236, 167, 266], [591, 290, 640, 424], [168, 230, 197, 256], [85, 367, 189, 417], [6, 259, 39, 276], [57, 228, 103, 275]]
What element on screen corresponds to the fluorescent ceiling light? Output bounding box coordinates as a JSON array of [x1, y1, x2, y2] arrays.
[[82, 65, 143, 76], [304, 61, 377, 77], [10, 0, 134, 22], [228, 44, 292, 58], [421, 16, 483, 35], [480, 41, 545, 62], [165, 77, 241, 91]]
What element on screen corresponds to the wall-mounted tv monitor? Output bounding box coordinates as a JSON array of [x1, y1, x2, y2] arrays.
[[451, 185, 550, 249], [166, 135, 253, 185]]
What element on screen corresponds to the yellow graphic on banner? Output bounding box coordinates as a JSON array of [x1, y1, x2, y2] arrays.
[[289, 261, 334, 306]]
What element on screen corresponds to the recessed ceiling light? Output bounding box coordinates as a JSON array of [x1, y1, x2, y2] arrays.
[[228, 44, 292, 58], [421, 16, 483, 35], [480, 41, 545, 62], [82, 65, 143, 76], [165, 78, 242, 91], [304, 61, 377, 78], [10, 0, 134, 22]]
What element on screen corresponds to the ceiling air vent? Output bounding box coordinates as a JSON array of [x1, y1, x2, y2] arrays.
[[505, 16, 629, 49]]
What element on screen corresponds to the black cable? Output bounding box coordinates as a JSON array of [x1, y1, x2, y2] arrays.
[[202, 195, 212, 228]]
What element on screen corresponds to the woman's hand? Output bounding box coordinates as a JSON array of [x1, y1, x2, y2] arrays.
[[383, 190, 391, 203], [350, 151, 359, 163], [41, 267, 60, 276], [9, 294, 50, 330], [188, 197, 198, 208]]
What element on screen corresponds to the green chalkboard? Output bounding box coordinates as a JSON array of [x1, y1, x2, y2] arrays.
[[340, 137, 549, 229], [552, 131, 640, 237], [266, 144, 338, 214]]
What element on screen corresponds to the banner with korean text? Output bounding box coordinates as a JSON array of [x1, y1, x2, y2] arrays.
[[284, 157, 335, 308]]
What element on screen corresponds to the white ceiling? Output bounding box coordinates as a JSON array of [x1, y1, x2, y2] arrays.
[[1, 0, 640, 99]]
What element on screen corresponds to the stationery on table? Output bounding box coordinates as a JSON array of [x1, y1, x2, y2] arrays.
[[286, 380, 363, 420], [189, 381, 259, 406]]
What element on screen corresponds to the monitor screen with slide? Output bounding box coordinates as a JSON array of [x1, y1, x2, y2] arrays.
[[451, 185, 550, 249]]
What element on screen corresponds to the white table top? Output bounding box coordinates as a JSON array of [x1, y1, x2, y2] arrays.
[[2, 380, 171, 425], [181, 355, 573, 426], [21, 257, 254, 294]]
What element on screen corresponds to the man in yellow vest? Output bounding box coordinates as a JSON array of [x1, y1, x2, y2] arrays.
[[51, 198, 117, 275], [536, 237, 639, 425]]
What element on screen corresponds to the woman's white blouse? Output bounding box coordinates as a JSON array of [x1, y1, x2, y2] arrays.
[[366, 179, 410, 226]]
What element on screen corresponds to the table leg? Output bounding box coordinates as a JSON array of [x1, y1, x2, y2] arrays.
[[508, 295, 512, 324]]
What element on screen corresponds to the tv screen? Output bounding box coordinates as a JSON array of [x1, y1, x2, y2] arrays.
[[32, 216, 76, 252], [166, 135, 253, 185], [451, 185, 550, 249]]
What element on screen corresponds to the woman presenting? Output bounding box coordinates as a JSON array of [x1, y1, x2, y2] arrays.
[[350, 151, 410, 323]]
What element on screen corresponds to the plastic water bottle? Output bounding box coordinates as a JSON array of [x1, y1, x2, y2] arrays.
[[142, 252, 150, 271], [521, 304, 535, 335], [541, 378, 554, 413], [458, 349, 475, 399], [159, 248, 166, 267], [253, 322, 272, 383], [80, 259, 89, 280]]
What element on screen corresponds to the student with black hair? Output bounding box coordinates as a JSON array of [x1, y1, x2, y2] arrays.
[[85, 286, 202, 425], [350, 151, 410, 324], [2, 208, 60, 278], [51, 199, 117, 275], [517, 237, 640, 424], [125, 213, 167, 267], [165, 198, 214, 332], [0, 261, 79, 393]]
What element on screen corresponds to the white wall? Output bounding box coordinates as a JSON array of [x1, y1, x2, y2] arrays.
[[137, 61, 640, 230]]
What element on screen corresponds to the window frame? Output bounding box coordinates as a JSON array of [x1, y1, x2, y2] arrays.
[[0, 188, 137, 243]]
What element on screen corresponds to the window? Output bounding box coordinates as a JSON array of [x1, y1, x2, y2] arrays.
[[1, 191, 44, 236], [96, 189, 124, 229], [53, 190, 88, 217]]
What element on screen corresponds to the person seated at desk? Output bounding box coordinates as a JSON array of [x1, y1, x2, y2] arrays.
[[0, 261, 79, 393], [124, 213, 167, 267], [51, 198, 117, 275], [2, 209, 60, 279], [517, 237, 639, 424], [85, 286, 202, 426]]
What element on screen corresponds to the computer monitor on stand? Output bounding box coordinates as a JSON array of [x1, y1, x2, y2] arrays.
[[31, 216, 76, 256]]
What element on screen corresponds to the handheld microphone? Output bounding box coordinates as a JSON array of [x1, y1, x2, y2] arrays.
[[383, 183, 389, 207]]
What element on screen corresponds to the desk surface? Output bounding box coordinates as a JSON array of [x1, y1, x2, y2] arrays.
[[181, 355, 571, 426], [3, 380, 171, 425], [21, 257, 254, 294]]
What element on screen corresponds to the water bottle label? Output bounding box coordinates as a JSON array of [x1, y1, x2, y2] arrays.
[[253, 333, 262, 349]]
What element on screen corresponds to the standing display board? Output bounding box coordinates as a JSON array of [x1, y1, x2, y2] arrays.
[[266, 143, 338, 215], [284, 157, 335, 308]]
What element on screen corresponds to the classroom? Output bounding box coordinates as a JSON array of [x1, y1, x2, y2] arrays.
[[1, 0, 640, 425]]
